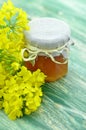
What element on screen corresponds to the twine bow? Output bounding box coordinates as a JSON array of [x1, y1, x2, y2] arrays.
[[21, 39, 74, 64]]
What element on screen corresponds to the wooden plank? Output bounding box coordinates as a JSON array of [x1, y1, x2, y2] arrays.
[[0, 0, 86, 130]]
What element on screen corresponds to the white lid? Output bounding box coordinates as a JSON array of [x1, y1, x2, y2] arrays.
[[24, 17, 71, 49]]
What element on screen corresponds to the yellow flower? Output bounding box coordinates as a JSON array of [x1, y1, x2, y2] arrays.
[[0, 0, 46, 120], [0, 90, 4, 98], [8, 108, 23, 120], [1, 65, 46, 120], [24, 108, 31, 115], [11, 62, 20, 71], [0, 74, 6, 85], [0, 0, 30, 62]]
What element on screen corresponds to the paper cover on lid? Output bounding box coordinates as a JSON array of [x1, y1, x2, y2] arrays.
[[24, 17, 71, 49]]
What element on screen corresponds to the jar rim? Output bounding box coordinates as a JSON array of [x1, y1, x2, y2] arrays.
[[24, 17, 71, 49]]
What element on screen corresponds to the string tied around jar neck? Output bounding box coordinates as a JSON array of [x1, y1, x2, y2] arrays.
[[21, 39, 74, 65]]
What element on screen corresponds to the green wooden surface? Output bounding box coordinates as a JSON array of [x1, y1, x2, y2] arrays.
[[0, 0, 86, 130]]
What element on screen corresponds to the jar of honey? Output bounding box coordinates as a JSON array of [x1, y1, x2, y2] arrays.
[[22, 18, 73, 82]]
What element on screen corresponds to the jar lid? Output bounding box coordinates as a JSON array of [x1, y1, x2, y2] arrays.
[[24, 17, 71, 49]]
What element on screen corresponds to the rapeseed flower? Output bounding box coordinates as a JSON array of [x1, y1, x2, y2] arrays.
[[0, 0, 29, 61], [1, 66, 46, 120], [0, 0, 46, 120]]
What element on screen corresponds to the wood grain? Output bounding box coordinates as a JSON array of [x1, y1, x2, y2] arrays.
[[0, 0, 86, 130]]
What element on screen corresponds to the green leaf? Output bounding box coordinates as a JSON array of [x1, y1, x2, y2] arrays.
[[0, 49, 20, 74], [3, 17, 10, 26], [0, 25, 7, 29], [0, 49, 3, 53], [10, 12, 19, 25]]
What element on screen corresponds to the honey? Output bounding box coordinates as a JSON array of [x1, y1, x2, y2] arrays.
[[22, 17, 72, 82], [24, 54, 68, 82]]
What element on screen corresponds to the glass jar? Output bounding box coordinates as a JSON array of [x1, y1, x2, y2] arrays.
[[22, 18, 73, 82]]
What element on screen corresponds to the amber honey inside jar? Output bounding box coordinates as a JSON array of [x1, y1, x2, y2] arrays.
[[25, 55, 68, 82], [22, 17, 72, 82]]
